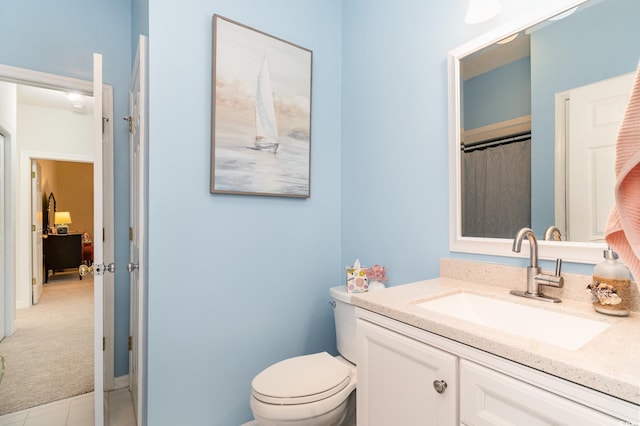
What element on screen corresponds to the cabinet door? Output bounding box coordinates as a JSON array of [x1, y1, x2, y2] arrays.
[[460, 360, 621, 425], [357, 319, 457, 426]]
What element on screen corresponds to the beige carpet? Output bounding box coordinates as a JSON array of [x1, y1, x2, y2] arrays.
[[0, 272, 94, 414]]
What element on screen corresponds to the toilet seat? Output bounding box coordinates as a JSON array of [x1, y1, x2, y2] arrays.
[[251, 352, 353, 405]]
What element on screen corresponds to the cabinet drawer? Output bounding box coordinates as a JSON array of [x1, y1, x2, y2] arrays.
[[460, 359, 621, 426]]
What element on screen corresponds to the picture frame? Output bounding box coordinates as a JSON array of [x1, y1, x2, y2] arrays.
[[211, 15, 313, 198]]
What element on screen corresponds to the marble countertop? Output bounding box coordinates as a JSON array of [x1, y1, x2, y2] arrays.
[[351, 277, 640, 405]]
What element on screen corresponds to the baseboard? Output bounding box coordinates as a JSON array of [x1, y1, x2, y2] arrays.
[[113, 375, 129, 390]]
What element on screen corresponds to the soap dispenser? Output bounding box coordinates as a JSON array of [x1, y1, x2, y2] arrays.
[[588, 248, 631, 316]]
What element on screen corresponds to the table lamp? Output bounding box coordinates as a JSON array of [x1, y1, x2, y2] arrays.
[[54, 211, 72, 234]]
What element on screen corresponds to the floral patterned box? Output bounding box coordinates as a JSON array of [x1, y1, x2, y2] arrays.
[[345, 265, 369, 293]]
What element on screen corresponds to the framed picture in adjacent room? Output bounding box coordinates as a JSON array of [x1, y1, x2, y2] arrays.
[[211, 15, 313, 198]]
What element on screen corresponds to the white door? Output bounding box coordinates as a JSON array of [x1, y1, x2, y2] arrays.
[[92, 53, 105, 426], [0, 134, 5, 341], [129, 35, 147, 426], [567, 73, 634, 242], [31, 160, 43, 304]]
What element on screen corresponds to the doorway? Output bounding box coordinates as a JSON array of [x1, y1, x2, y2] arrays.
[[1, 157, 95, 413], [0, 67, 115, 416]]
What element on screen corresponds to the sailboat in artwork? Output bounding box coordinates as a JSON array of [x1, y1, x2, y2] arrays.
[[254, 57, 280, 153]]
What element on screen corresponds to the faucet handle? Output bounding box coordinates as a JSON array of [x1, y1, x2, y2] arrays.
[[535, 258, 564, 289], [554, 258, 562, 276]]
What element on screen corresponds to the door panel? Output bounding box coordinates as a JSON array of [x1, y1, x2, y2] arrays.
[[31, 160, 43, 304], [0, 134, 4, 340], [567, 73, 634, 241], [92, 53, 105, 426], [129, 69, 141, 423], [357, 319, 458, 425], [129, 34, 147, 426]]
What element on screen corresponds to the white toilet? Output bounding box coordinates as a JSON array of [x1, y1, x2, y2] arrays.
[[249, 286, 357, 425]]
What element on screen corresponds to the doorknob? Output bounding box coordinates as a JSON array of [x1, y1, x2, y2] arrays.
[[127, 262, 139, 272], [93, 263, 117, 276], [433, 380, 447, 394]]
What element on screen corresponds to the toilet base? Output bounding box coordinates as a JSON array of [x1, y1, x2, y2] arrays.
[[250, 390, 356, 426]]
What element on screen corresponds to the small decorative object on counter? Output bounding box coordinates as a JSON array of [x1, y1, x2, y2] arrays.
[[587, 248, 632, 317], [366, 264, 388, 291], [346, 259, 369, 293]]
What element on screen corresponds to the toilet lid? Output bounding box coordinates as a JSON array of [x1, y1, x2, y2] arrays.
[[251, 352, 352, 405]]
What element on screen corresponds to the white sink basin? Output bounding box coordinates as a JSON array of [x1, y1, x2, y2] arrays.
[[415, 292, 609, 350]]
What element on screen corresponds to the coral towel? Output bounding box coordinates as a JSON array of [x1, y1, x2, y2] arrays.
[[605, 60, 640, 283]]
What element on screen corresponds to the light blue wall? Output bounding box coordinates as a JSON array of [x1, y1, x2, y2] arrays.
[[131, 0, 149, 58], [341, 0, 484, 285], [463, 57, 531, 130], [0, 0, 132, 377], [147, 1, 342, 424], [530, 0, 640, 232]]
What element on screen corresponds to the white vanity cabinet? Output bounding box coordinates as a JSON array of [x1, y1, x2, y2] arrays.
[[460, 360, 620, 426], [356, 310, 636, 426], [356, 318, 457, 425]]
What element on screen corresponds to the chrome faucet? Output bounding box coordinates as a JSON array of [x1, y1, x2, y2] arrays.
[[543, 225, 562, 241], [511, 227, 563, 303]]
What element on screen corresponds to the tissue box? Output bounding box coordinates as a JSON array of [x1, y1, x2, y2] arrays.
[[346, 266, 369, 293]]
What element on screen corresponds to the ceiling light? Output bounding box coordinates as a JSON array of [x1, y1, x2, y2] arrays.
[[497, 33, 518, 45], [65, 92, 84, 102], [549, 7, 578, 21], [465, 0, 501, 24]]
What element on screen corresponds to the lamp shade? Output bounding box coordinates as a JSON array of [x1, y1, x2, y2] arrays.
[[54, 211, 72, 225], [465, 0, 501, 24]]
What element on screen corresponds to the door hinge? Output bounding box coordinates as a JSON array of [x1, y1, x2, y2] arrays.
[[32, 224, 36, 232], [32, 278, 36, 285], [128, 336, 133, 351], [31, 171, 36, 178], [103, 337, 106, 351], [124, 116, 133, 134], [129, 227, 133, 241]]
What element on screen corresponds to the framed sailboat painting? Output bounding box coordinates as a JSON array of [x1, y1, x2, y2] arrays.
[[211, 15, 313, 198]]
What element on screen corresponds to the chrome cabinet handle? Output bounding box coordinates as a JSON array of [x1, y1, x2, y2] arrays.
[[127, 262, 139, 272], [433, 380, 447, 394]]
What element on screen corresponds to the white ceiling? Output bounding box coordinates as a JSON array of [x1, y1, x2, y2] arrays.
[[462, 32, 531, 81], [17, 84, 93, 114]]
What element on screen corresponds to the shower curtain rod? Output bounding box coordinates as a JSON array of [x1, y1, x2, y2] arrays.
[[461, 132, 531, 153]]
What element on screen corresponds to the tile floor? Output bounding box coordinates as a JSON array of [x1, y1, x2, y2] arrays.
[[0, 388, 135, 426]]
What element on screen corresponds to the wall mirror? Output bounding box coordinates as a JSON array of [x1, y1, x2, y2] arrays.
[[448, 0, 640, 264], [46, 192, 56, 235]]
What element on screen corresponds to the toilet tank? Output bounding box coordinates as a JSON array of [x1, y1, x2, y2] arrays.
[[329, 286, 357, 364]]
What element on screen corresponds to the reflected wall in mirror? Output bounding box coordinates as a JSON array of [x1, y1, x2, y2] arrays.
[[449, 0, 640, 263], [459, 0, 640, 242]]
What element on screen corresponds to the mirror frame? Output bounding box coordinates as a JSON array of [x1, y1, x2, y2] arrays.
[[46, 192, 56, 235], [448, 0, 605, 264]]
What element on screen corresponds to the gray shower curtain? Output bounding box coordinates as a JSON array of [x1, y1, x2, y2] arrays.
[[461, 139, 531, 239]]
